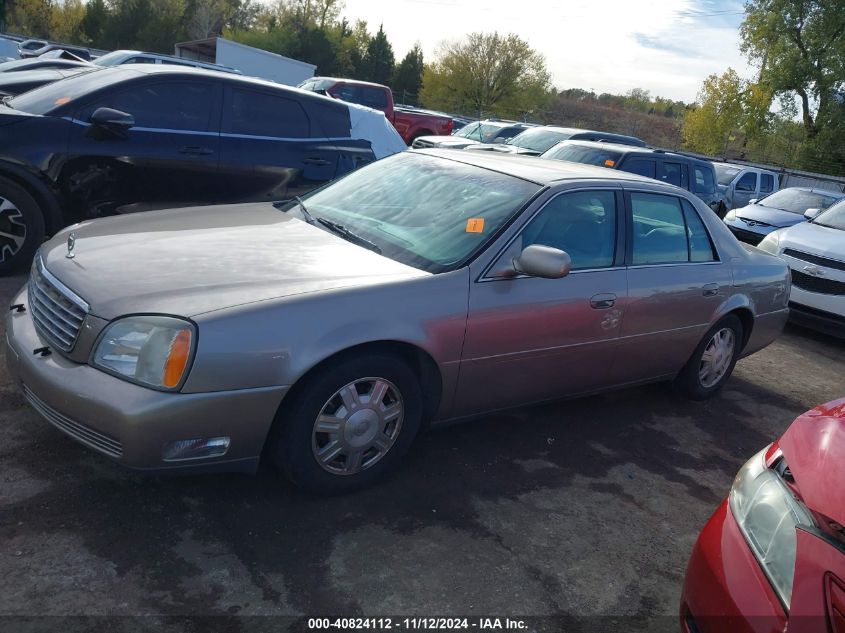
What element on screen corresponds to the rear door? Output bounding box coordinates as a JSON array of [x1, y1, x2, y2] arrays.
[[659, 160, 690, 191], [613, 189, 733, 384], [63, 78, 221, 215], [217, 85, 340, 202], [619, 156, 657, 179]]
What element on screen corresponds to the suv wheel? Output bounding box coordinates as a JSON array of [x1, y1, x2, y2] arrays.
[[0, 176, 45, 273]]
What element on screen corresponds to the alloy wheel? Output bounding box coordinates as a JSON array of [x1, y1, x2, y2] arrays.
[[699, 328, 736, 389], [311, 376, 404, 475], [0, 197, 26, 263]]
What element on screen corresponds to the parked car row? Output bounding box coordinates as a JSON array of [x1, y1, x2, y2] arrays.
[[0, 64, 407, 272]]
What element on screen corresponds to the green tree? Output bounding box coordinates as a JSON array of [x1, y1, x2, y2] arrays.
[[420, 32, 552, 118], [81, 0, 109, 44], [361, 24, 394, 84], [741, 0, 845, 138], [7, 0, 53, 38], [392, 42, 423, 104]]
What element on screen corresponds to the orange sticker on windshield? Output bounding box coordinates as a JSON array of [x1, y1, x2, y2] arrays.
[[466, 218, 485, 233], [604, 159, 616, 167], [54, 97, 71, 105]]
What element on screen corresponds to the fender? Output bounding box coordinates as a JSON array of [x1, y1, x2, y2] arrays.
[[0, 159, 64, 234]]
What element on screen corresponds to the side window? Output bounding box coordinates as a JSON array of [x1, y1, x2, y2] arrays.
[[760, 173, 775, 193], [360, 87, 388, 109], [631, 193, 688, 265], [333, 84, 361, 104], [519, 190, 617, 270], [736, 171, 757, 192], [621, 158, 656, 178], [81, 82, 214, 131], [682, 200, 717, 262], [125, 56, 156, 64], [224, 88, 310, 138], [693, 165, 715, 194], [661, 162, 683, 187]]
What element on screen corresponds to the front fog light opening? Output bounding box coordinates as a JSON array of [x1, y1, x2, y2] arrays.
[[162, 437, 231, 462]]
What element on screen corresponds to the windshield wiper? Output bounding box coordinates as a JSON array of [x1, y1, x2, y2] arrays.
[[315, 218, 382, 254], [273, 196, 315, 224]]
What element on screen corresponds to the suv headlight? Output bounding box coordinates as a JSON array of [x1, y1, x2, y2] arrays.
[[92, 316, 196, 390], [729, 447, 814, 609], [757, 230, 782, 255], [724, 209, 737, 221]]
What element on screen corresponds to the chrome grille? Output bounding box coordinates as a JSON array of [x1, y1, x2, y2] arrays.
[[783, 248, 845, 272], [22, 384, 123, 458], [28, 256, 88, 352]]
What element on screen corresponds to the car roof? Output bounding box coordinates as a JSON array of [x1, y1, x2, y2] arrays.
[[779, 186, 845, 197], [308, 76, 388, 89], [713, 161, 778, 174], [415, 148, 666, 187], [559, 139, 712, 162]]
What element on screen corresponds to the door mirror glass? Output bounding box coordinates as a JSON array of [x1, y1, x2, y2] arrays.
[[513, 245, 571, 279], [89, 107, 134, 135], [804, 207, 821, 219]]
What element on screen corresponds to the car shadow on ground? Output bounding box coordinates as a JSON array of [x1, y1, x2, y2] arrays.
[[1, 366, 810, 616]]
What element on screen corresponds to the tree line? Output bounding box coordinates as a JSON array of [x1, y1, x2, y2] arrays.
[[2, 0, 842, 175]]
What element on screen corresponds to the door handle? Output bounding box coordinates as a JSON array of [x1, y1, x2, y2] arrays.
[[179, 146, 213, 156], [303, 157, 332, 166], [590, 293, 616, 309], [702, 283, 719, 297]]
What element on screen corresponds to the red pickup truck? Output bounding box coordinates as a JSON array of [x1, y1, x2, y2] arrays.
[[298, 77, 453, 145]]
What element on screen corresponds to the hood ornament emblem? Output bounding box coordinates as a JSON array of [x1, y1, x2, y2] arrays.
[[66, 232, 76, 259], [803, 265, 825, 277]]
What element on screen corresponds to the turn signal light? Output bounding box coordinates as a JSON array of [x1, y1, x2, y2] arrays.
[[163, 329, 192, 388]]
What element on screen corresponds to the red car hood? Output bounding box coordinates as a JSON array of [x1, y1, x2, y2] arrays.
[[780, 398, 845, 526]]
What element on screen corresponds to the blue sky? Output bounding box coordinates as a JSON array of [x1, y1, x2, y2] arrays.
[[342, 0, 750, 103]]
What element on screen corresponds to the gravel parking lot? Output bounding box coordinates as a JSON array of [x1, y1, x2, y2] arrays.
[[1, 270, 842, 630]]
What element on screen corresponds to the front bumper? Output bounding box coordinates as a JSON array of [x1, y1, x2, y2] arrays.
[[681, 500, 786, 633], [6, 286, 287, 473], [723, 219, 773, 245]]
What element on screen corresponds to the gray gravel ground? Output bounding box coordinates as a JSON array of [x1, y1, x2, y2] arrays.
[[0, 271, 842, 632]]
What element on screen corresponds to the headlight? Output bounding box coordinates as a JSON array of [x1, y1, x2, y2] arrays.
[[724, 209, 737, 221], [756, 230, 782, 255], [729, 447, 814, 609], [92, 316, 196, 390]]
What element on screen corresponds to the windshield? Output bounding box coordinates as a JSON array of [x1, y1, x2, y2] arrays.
[[93, 51, 130, 66], [715, 164, 742, 185], [298, 78, 336, 92], [292, 152, 540, 273], [757, 189, 842, 214], [542, 143, 623, 168], [7, 67, 121, 114], [455, 123, 509, 142], [814, 199, 845, 231], [506, 128, 572, 152]]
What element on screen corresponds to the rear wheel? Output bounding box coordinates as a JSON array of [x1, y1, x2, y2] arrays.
[[272, 353, 423, 494], [674, 315, 743, 400], [0, 176, 45, 274]]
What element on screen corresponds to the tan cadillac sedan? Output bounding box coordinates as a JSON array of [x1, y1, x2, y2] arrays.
[[6, 150, 790, 493]]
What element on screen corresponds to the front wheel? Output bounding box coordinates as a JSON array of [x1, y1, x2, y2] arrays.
[[272, 353, 423, 494], [674, 315, 743, 400], [0, 176, 45, 274]]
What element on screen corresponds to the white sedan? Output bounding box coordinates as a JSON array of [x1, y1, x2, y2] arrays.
[[758, 198, 845, 337]]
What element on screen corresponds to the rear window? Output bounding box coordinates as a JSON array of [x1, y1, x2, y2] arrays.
[[542, 144, 623, 168], [715, 164, 742, 185]]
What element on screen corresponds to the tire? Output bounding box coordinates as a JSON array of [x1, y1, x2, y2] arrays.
[[0, 176, 46, 274], [674, 315, 743, 400], [272, 353, 423, 494]]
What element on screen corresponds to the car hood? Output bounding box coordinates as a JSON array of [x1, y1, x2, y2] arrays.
[[775, 220, 845, 260], [463, 144, 536, 155], [414, 135, 478, 148], [39, 203, 428, 319], [734, 204, 806, 228], [780, 398, 845, 526]]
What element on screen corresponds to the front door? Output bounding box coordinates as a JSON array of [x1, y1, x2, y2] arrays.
[[613, 191, 733, 384], [732, 171, 758, 208], [454, 188, 627, 416], [62, 79, 221, 216]]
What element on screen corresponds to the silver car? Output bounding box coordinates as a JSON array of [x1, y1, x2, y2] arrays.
[[6, 150, 790, 493]]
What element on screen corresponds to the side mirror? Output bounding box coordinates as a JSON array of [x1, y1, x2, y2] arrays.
[[749, 198, 758, 205], [804, 208, 821, 220], [89, 107, 134, 135], [513, 245, 571, 279]]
